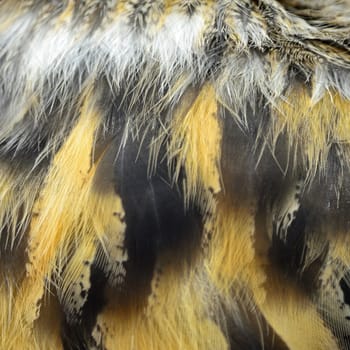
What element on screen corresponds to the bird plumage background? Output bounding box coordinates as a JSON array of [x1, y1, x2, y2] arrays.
[[0, 0, 350, 349]]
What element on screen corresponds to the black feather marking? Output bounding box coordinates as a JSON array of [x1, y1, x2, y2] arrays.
[[61, 264, 107, 350], [114, 125, 203, 301]]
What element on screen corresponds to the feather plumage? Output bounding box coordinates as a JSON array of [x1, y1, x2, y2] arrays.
[[1, 0, 350, 349]]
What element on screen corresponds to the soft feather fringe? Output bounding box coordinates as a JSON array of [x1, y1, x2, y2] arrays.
[[1, 1, 350, 349]]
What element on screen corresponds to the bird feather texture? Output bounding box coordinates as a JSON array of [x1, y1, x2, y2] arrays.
[[0, 0, 350, 349]]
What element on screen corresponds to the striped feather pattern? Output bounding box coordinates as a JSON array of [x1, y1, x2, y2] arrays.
[[0, 1, 350, 349]]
